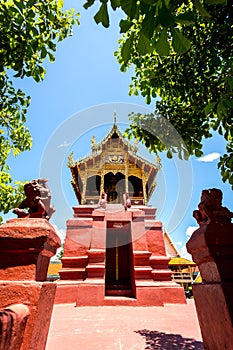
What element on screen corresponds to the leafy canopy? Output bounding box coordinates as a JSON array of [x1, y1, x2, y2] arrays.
[[84, 0, 233, 189], [0, 0, 79, 221]]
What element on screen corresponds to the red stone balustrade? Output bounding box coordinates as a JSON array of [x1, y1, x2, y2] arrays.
[[0, 218, 61, 350], [187, 222, 233, 350]]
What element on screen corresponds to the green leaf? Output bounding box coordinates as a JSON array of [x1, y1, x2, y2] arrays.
[[137, 34, 152, 56], [195, 149, 203, 157], [48, 52, 55, 62], [121, 34, 134, 65], [194, 0, 212, 18], [110, 0, 120, 10], [171, 28, 191, 55], [41, 46, 47, 59], [58, 0, 64, 8], [121, 0, 138, 20], [167, 150, 173, 158], [83, 0, 95, 10], [14, 0, 23, 12], [154, 28, 170, 56], [222, 171, 228, 182], [48, 41, 56, 51], [94, 2, 109, 27], [158, 3, 175, 27], [27, 9, 35, 18], [141, 9, 156, 39], [229, 175, 233, 185], [119, 19, 133, 33], [204, 0, 227, 4], [27, 0, 36, 6], [175, 11, 195, 25], [211, 119, 220, 131], [227, 77, 233, 91], [217, 101, 227, 117], [31, 27, 39, 37], [204, 101, 217, 115]]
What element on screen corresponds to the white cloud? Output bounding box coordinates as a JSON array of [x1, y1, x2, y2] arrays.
[[197, 152, 220, 162], [175, 241, 182, 246], [185, 226, 198, 237], [179, 226, 199, 260], [180, 245, 192, 260], [57, 141, 70, 148]]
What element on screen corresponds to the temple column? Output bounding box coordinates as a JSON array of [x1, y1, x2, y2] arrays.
[[100, 172, 104, 196], [99, 153, 105, 199], [125, 162, 129, 194], [81, 163, 87, 204], [142, 174, 148, 205]]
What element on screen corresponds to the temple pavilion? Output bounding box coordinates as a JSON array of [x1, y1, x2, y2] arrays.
[[56, 116, 186, 306], [68, 115, 160, 206]]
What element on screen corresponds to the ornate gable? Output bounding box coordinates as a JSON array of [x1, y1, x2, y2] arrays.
[[68, 115, 161, 205]]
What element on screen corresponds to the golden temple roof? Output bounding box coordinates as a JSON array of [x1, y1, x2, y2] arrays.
[[68, 116, 161, 205], [68, 120, 161, 170], [169, 257, 196, 266]]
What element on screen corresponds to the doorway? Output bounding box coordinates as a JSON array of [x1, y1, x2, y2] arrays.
[[105, 221, 135, 297], [104, 172, 125, 204]]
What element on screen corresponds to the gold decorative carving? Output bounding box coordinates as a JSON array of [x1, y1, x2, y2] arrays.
[[67, 152, 75, 167], [91, 135, 97, 151], [105, 155, 124, 164]]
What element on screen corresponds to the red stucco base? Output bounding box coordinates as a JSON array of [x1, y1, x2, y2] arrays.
[[76, 281, 185, 306], [54, 281, 186, 306], [57, 205, 186, 306], [0, 281, 56, 350], [193, 283, 233, 349]]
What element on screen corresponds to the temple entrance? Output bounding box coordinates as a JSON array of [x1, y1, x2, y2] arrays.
[[105, 221, 134, 297], [104, 172, 125, 204]]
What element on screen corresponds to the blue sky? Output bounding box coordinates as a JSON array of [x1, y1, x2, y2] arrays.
[[6, 1, 232, 258]]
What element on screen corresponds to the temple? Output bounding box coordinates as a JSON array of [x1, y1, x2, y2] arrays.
[[57, 116, 186, 305], [67, 114, 159, 206]]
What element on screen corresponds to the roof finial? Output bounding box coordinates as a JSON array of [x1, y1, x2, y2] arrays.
[[114, 111, 117, 126]]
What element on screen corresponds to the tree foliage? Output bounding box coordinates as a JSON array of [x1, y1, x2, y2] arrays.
[[84, 0, 233, 189], [0, 0, 79, 221], [56, 243, 64, 260]]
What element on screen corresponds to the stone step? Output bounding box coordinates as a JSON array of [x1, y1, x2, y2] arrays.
[[151, 269, 172, 281], [134, 266, 152, 279], [134, 251, 152, 266], [87, 249, 105, 263], [59, 268, 86, 280], [86, 264, 105, 278], [149, 256, 171, 269], [103, 296, 137, 306], [61, 256, 88, 268]]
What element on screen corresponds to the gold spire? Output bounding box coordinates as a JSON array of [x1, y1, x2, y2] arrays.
[[113, 111, 117, 128]]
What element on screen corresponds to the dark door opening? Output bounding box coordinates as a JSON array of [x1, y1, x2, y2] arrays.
[[104, 172, 125, 204], [105, 221, 134, 297]]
